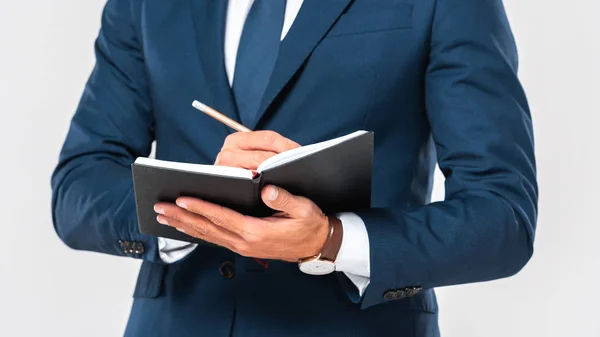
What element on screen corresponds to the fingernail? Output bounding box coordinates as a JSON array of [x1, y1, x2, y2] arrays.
[[267, 186, 278, 201], [156, 215, 168, 225], [154, 205, 164, 214], [176, 228, 186, 233], [176, 199, 187, 209]]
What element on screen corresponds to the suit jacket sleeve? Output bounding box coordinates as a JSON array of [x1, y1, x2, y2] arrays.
[[50, 0, 162, 262], [356, 0, 538, 308]]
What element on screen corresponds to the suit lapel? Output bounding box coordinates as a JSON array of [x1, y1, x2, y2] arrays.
[[189, 0, 240, 133], [249, 0, 352, 130]]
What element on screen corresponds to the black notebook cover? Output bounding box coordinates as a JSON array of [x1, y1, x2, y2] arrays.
[[132, 131, 373, 244]]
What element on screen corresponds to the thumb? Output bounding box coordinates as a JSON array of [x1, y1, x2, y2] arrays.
[[261, 185, 310, 218]]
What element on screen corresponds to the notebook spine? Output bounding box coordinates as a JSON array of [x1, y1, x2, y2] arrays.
[[252, 173, 275, 217], [252, 172, 262, 206]]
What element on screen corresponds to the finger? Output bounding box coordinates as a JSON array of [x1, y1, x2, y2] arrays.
[[155, 203, 243, 242], [156, 214, 238, 251], [222, 131, 300, 153], [214, 149, 278, 169], [174, 197, 250, 236], [261, 185, 316, 219]]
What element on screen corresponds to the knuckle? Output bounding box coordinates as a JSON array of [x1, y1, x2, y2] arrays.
[[234, 242, 251, 257], [224, 133, 238, 146], [216, 150, 234, 165], [244, 232, 262, 244], [298, 205, 313, 219], [215, 152, 224, 165], [184, 202, 200, 215], [206, 214, 220, 225], [196, 223, 208, 236], [285, 139, 300, 150], [242, 223, 265, 244], [165, 209, 183, 222], [252, 151, 268, 165], [277, 193, 291, 207], [207, 213, 227, 226], [261, 131, 278, 145]]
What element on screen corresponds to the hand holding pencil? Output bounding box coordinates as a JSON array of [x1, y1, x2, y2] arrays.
[[192, 100, 300, 170]]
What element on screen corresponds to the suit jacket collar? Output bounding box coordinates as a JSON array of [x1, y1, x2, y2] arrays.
[[189, 0, 240, 134], [250, 0, 352, 129]]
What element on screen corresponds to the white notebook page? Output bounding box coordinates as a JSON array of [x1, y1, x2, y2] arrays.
[[134, 157, 253, 179], [257, 130, 367, 172]]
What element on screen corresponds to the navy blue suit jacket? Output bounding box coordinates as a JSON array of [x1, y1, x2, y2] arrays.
[[51, 0, 537, 336]]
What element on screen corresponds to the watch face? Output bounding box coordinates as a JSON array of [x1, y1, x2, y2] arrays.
[[299, 259, 335, 275]]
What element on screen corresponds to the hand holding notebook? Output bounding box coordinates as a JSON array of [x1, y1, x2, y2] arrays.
[[132, 102, 374, 252]]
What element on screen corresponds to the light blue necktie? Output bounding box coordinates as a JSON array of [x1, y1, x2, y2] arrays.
[[232, 0, 287, 127]]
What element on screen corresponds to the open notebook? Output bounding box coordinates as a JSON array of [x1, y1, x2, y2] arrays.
[[135, 130, 369, 179], [132, 130, 374, 243]]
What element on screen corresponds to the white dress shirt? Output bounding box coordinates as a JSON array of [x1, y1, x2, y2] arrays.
[[158, 0, 371, 296]]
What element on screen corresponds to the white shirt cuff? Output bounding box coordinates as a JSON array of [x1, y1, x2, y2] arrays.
[[334, 212, 371, 296], [157, 237, 197, 264]]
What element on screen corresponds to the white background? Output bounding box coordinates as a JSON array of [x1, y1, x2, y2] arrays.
[[0, 1, 598, 336]]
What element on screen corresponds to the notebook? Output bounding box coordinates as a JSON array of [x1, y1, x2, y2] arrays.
[[132, 130, 373, 243]]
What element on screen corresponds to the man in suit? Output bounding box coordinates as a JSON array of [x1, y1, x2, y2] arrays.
[[51, 0, 538, 336]]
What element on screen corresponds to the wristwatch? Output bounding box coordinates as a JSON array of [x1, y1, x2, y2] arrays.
[[298, 216, 343, 275]]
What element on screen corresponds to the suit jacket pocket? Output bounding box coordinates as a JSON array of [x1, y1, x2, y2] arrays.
[[133, 261, 167, 298], [326, 4, 413, 37]]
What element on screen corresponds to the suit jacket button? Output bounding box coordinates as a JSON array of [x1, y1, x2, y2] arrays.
[[405, 287, 422, 297], [383, 290, 397, 300], [219, 261, 235, 280], [133, 241, 145, 255], [119, 240, 130, 254]]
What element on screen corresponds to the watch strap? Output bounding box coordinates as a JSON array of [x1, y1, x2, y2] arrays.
[[320, 216, 343, 262]]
